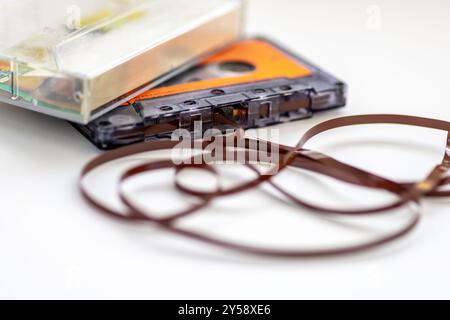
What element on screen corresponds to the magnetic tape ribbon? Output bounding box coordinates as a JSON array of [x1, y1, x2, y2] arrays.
[[80, 114, 450, 257]]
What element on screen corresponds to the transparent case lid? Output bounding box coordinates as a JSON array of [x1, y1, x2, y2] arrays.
[[0, 0, 243, 123]]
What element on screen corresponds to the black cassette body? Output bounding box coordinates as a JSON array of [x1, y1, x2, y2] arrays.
[[74, 38, 347, 149]]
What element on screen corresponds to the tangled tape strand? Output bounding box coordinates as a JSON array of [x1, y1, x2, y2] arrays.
[[80, 114, 450, 257]]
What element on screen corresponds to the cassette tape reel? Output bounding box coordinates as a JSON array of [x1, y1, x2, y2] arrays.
[[74, 38, 347, 149]]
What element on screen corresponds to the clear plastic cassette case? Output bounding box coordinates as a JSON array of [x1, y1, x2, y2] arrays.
[[0, 0, 243, 123]]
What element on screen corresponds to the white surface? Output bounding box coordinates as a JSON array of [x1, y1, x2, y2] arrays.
[[1, 0, 450, 299]]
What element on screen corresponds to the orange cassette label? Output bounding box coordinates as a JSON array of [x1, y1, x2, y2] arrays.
[[128, 39, 313, 103]]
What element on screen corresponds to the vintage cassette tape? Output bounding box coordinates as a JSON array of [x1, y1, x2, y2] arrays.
[[74, 38, 347, 149]]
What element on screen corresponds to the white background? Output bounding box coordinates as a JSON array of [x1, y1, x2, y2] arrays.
[[1, 0, 450, 299]]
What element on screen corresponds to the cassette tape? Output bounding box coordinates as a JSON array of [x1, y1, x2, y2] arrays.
[[74, 38, 347, 149]]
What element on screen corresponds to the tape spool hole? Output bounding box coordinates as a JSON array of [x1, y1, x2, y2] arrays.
[[211, 89, 225, 95], [160, 106, 173, 111], [280, 85, 292, 91], [99, 121, 111, 127], [219, 61, 255, 73], [254, 88, 266, 94], [184, 100, 197, 106]]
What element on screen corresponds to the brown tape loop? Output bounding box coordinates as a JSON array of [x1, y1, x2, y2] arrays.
[[119, 161, 218, 223], [79, 114, 450, 257]]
